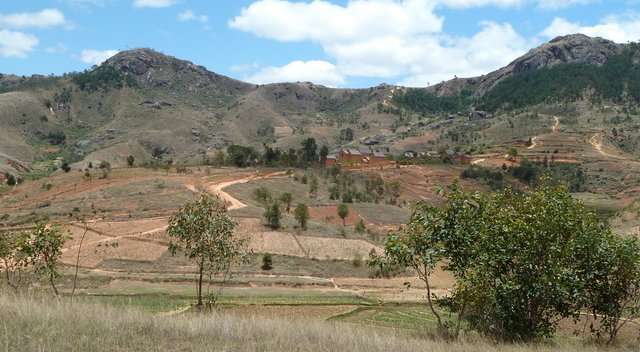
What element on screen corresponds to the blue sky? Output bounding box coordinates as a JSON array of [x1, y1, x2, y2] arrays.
[[0, 0, 638, 88]]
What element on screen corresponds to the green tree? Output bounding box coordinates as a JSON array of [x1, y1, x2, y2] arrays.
[[337, 203, 349, 227], [370, 204, 451, 335], [375, 182, 635, 342], [301, 138, 318, 166], [227, 145, 258, 167], [5, 173, 16, 186], [355, 219, 366, 234], [309, 176, 318, 198], [254, 187, 272, 205], [280, 192, 293, 213], [0, 231, 29, 291], [126, 155, 135, 167], [261, 253, 273, 271], [294, 203, 309, 230], [167, 194, 247, 307], [585, 236, 640, 345], [22, 224, 68, 296], [319, 145, 329, 166], [264, 201, 282, 229]]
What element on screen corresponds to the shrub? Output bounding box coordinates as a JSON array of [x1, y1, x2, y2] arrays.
[[261, 254, 273, 271]]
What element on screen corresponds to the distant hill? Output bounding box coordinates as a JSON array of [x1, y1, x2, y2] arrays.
[[0, 34, 638, 175]]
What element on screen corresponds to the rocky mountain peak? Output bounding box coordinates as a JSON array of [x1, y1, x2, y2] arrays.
[[103, 48, 254, 94], [428, 34, 625, 97]]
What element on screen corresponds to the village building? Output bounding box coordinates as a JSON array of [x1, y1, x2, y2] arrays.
[[325, 148, 394, 168]]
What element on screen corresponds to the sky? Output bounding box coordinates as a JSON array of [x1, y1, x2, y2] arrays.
[[0, 0, 639, 88]]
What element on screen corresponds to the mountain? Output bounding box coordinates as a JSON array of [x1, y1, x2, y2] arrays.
[[0, 34, 638, 176], [427, 34, 625, 97]]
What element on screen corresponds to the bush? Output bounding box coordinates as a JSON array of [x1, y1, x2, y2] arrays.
[[254, 187, 272, 204], [375, 181, 640, 342], [261, 254, 273, 271], [264, 202, 281, 229]]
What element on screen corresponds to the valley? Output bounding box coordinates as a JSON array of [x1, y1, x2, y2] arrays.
[[2, 33, 640, 350]]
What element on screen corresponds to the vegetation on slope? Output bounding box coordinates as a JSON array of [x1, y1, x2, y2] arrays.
[[479, 44, 640, 111], [72, 65, 137, 92], [392, 88, 473, 114]]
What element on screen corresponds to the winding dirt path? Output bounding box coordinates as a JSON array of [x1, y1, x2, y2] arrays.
[[589, 133, 623, 160], [206, 171, 285, 210]]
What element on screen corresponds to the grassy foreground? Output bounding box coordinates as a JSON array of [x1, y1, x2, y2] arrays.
[[0, 294, 633, 352]]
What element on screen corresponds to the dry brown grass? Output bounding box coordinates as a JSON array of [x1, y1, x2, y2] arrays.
[[1, 293, 636, 352]]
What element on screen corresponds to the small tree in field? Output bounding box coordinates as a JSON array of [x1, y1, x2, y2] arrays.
[[294, 203, 309, 230], [261, 253, 273, 271], [126, 155, 135, 167], [264, 201, 281, 229], [168, 194, 248, 307], [338, 203, 349, 227], [370, 204, 450, 335], [22, 224, 68, 296], [280, 192, 293, 213]]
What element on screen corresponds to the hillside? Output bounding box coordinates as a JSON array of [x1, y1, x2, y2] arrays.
[[0, 34, 639, 176]]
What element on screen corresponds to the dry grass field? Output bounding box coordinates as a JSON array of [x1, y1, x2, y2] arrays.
[[1, 293, 638, 352]]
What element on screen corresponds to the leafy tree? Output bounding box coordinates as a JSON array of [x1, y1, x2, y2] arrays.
[[375, 182, 638, 342], [167, 194, 247, 307], [264, 201, 282, 229], [126, 155, 135, 167], [22, 224, 68, 296], [585, 236, 640, 345], [301, 138, 318, 166], [227, 145, 259, 167], [5, 173, 16, 186], [280, 192, 293, 213], [355, 219, 366, 234], [370, 204, 451, 335], [309, 176, 318, 198], [319, 145, 329, 166], [337, 203, 349, 227], [253, 187, 272, 205], [61, 162, 71, 173], [294, 203, 309, 230], [0, 231, 29, 291], [261, 253, 273, 271]]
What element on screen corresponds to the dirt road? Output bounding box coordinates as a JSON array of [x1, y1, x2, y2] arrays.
[[206, 171, 285, 210], [589, 133, 623, 159]]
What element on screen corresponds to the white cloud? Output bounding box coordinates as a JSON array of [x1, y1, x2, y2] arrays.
[[541, 15, 640, 43], [438, 0, 525, 8], [133, 0, 176, 8], [0, 9, 66, 29], [537, 0, 593, 10], [245, 60, 345, 87], [230, 0, 444, 43], [178, 10, 208, 23], [0, 30, 39, 58], [231, 0, 532, 86], [80, 49, 119, 65]]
